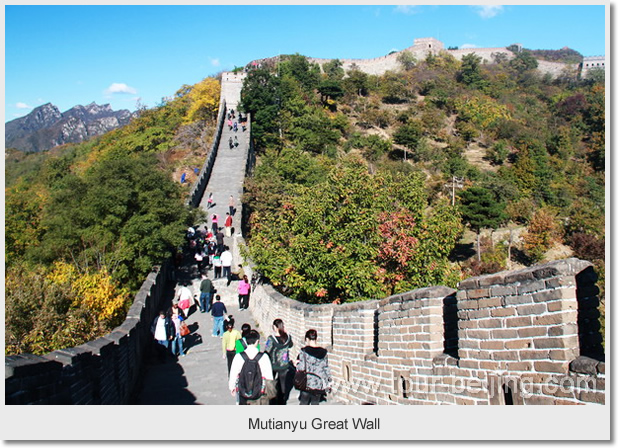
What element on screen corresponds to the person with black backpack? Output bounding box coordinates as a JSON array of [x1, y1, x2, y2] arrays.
[[265, 319, 293, 405], [228, 330, 273, 405]]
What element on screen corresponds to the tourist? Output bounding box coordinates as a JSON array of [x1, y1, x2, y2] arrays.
[[207, 192, 214, 209], [229, 136, 234, 149], [235, 323, 253, 354], [224, 212, 233, 237], [234, 135, 239, 147], [265, 319, 294, 405], [199, 272, 215, 313], [216, 228, 225, 253], [228, 330, 273, 405], [211, 214, 219, 234], [222, 316, 242, 375], [169, 307, 186, 357], [151, 311, 174, 362], [175, 282, 193, 317], [295, 329, 331, 405], [229, 195, 235, 216], [211, 295, 227, 338], [213, 252, 223, 279], [221, 246, 233, 286], [238, 275, 251, 310]]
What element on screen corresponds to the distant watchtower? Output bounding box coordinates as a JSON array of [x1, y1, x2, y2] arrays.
[[582, 55, 605, 78], [413, 37, 444, 57]]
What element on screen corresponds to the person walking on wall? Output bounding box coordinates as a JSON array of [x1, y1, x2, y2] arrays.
[[224, 212, 233, 238], [221, 246, 233, 286], [265, 319, 294, 405], [229, 330, 273, 405], [237, 275, 251, 310], [222, 316, 242, 375], [207, 192, 214, 209], [295, 329, 331, 405], [229, 195, 235, 216], [211, 214, 219, 235], [211, 294, 227, 338], [169, 307, 186, 357], [199, 272, 215, 313], [213, 252, 223, 279], [151, 311, 175, 363]]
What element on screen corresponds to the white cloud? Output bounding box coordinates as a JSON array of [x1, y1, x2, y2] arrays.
[[473, 5, 504, 19], [16, 102, 31, 109], [104, 83, 138, 95], [210, 58, 220, 67], [394, 5, 418, 15], [461, 44, 479, 49]]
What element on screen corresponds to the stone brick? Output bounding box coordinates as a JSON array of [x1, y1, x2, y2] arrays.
[[505, 361, 532, 372], [491, 308, 516, 318], [477, 297, 502, 308], [534, 337, 576, 350], [480, 340, 505, 350], [466, 329, 491, 339], [533, 313, 571, 326], [578, 390, 605, 404], [505, 339, 531, 350], [491, 329, 519, 339], [506, 316, 533, 328], [534, 361, 568, 374], [517, 326, 547, 338], [548, 324, 578, 337], [492, 351, 519, 361], [489, 285, 517, 297], [479, 360, 500, 370], [545, 276, 576, 289], [459, 299, 479, 310], [516, 303, 548, 316], [466, 309, 491, 319], [547, 300, 577, 312], [518, 280, 547, 294], [478, 318, 503, 329], [549, 349, 578, 361], [468, 288, 490, 299], [519, 349, 550, 360], [534, 288, 576, 303], [503, 295, 533, 306], [458, 359, 479, 370]]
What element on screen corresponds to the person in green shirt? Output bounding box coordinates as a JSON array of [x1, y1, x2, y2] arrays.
[[235, 323, 260, 353]]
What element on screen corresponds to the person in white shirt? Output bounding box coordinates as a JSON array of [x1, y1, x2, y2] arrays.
[[228, 330, 273, 405], [220, 246, 233, 285]]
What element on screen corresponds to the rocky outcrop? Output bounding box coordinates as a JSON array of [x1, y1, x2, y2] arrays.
[[5, 102, 135, 153]]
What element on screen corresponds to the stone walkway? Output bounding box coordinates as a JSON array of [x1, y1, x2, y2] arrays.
[[133, 72, 337, 405]]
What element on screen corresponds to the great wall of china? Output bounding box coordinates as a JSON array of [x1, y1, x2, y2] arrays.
[[5, 40, 605, 405], [249, 37, 603, 79]]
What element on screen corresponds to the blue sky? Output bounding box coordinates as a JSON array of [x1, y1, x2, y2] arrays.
[[5, 4, 606, 121]]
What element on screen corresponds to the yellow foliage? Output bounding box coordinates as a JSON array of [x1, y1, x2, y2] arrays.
[[46, 261, 130, 326], [185, 77, 221, 123], [455, 94, 511, 130]]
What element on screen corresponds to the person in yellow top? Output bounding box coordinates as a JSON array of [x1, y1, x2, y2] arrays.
[[222, 317, 241, 375]]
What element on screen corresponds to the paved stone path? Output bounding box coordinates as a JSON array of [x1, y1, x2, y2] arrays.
[[134, 72, 337, 405]]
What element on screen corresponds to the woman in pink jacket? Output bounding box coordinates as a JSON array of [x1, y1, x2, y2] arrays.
[[237, 275, 251, 310]]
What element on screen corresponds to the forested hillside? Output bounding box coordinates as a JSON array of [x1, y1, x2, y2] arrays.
[[5, 77, 221, 355], [239, 51, 605, 309]]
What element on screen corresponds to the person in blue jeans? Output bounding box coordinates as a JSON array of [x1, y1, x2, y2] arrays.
[[199, 272, 214, 313], [211, 295, 227, 337]]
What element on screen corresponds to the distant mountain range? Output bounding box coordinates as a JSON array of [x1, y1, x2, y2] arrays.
[[5, 102, 135, 153]]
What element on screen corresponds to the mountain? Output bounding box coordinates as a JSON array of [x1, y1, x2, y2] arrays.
[[5, 102, 135, 153]]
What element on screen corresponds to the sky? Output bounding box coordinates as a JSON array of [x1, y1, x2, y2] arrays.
[[4, 4, 607, 122]]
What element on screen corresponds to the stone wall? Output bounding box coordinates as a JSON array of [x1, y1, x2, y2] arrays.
[[248, 258, 605, 405], [5, 263, 173, 405], [186, 99, 227, 207]]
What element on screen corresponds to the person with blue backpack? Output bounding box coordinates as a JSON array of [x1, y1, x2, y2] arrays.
[[265, 319, 293, 405], [228, 330, 273, 405]]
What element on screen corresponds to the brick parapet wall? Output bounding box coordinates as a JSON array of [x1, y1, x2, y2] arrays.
[[248, 258, 604, 405], [5, 260, 175, 405]]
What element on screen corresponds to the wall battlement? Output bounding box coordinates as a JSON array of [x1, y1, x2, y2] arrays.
[[249, 257, 604, 405]]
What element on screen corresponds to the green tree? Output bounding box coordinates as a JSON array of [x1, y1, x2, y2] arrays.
[[393, 120, 423, 160], [396, 51, 417, 70], [322, 59, 345, 80], [458, 186, 508, 260], [458, 53, 487, 89]]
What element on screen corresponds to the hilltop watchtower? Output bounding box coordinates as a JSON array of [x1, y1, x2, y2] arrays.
[[413, 37, 444, 56], [582, 55, 605, 78]]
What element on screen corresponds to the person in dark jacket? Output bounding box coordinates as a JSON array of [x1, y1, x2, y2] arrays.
[[265, 319, 293, 405], [295, 329, 331, 405]]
